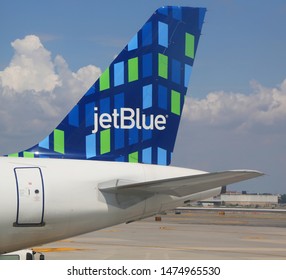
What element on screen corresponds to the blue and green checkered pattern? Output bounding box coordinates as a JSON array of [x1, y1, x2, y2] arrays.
[[10, 6, 206, 165]]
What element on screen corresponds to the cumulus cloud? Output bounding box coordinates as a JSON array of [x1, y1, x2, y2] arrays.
[[0, 35, 61, 93], [183, 79, 286, 133], [0, 35, 101, 153], [73, 64, 101, 90]]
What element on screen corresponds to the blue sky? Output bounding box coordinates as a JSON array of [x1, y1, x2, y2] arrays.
[[1, 0, 285, 94], [1, 0, 286, 193]]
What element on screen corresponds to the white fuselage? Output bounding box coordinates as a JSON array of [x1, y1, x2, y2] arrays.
[[0, 157, 221, 254]]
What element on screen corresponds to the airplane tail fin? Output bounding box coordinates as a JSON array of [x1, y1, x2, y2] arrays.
[[9, 6, 206, 165]]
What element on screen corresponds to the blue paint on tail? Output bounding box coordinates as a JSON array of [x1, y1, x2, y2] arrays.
[[12, 6, 206, 165]]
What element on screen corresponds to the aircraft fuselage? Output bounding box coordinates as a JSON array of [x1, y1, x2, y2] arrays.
[[0, 157, 219, 254]]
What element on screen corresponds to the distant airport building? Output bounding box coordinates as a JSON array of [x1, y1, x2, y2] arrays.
[[199, 192, 279, 208], [220, 193, 278, 208]]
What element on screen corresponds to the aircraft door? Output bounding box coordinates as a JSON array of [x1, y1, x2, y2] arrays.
[[14, 167, 45, 226]]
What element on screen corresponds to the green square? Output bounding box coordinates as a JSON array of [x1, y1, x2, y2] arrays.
[[158, 53, 168, 79], [185, 33, 195, 58], [100, 129, 111, 154], [99, 68, 110, 91], [171, 90, 181, 115], [8, 153, 18, 157], [23, 152, 34, 158], [128, 57, 138, 82], [54, 129, 65, 154], [128, 151, 138, 163]]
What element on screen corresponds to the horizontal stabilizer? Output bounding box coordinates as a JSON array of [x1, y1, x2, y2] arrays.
[[99, 170, 264, 197]]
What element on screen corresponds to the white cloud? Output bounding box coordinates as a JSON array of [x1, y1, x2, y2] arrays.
[[183, 79, 286, 133], [0, 35, 101, 153], [73, 64, 101, 90], [0, 35, 61, 93], [0, 35, 101, 96], [175, 81, 286, 194]]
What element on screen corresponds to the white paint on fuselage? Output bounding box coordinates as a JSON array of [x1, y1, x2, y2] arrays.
[[0, 157, 219, 254]]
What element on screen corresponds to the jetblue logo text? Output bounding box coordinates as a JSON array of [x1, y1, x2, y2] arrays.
[[92, 107, 167, 134]]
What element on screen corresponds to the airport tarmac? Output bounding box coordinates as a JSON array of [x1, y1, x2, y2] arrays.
[[35, 209, 286, 260]]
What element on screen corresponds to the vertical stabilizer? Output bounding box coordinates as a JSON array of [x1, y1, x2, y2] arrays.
[[10, 6, 206, 165]]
